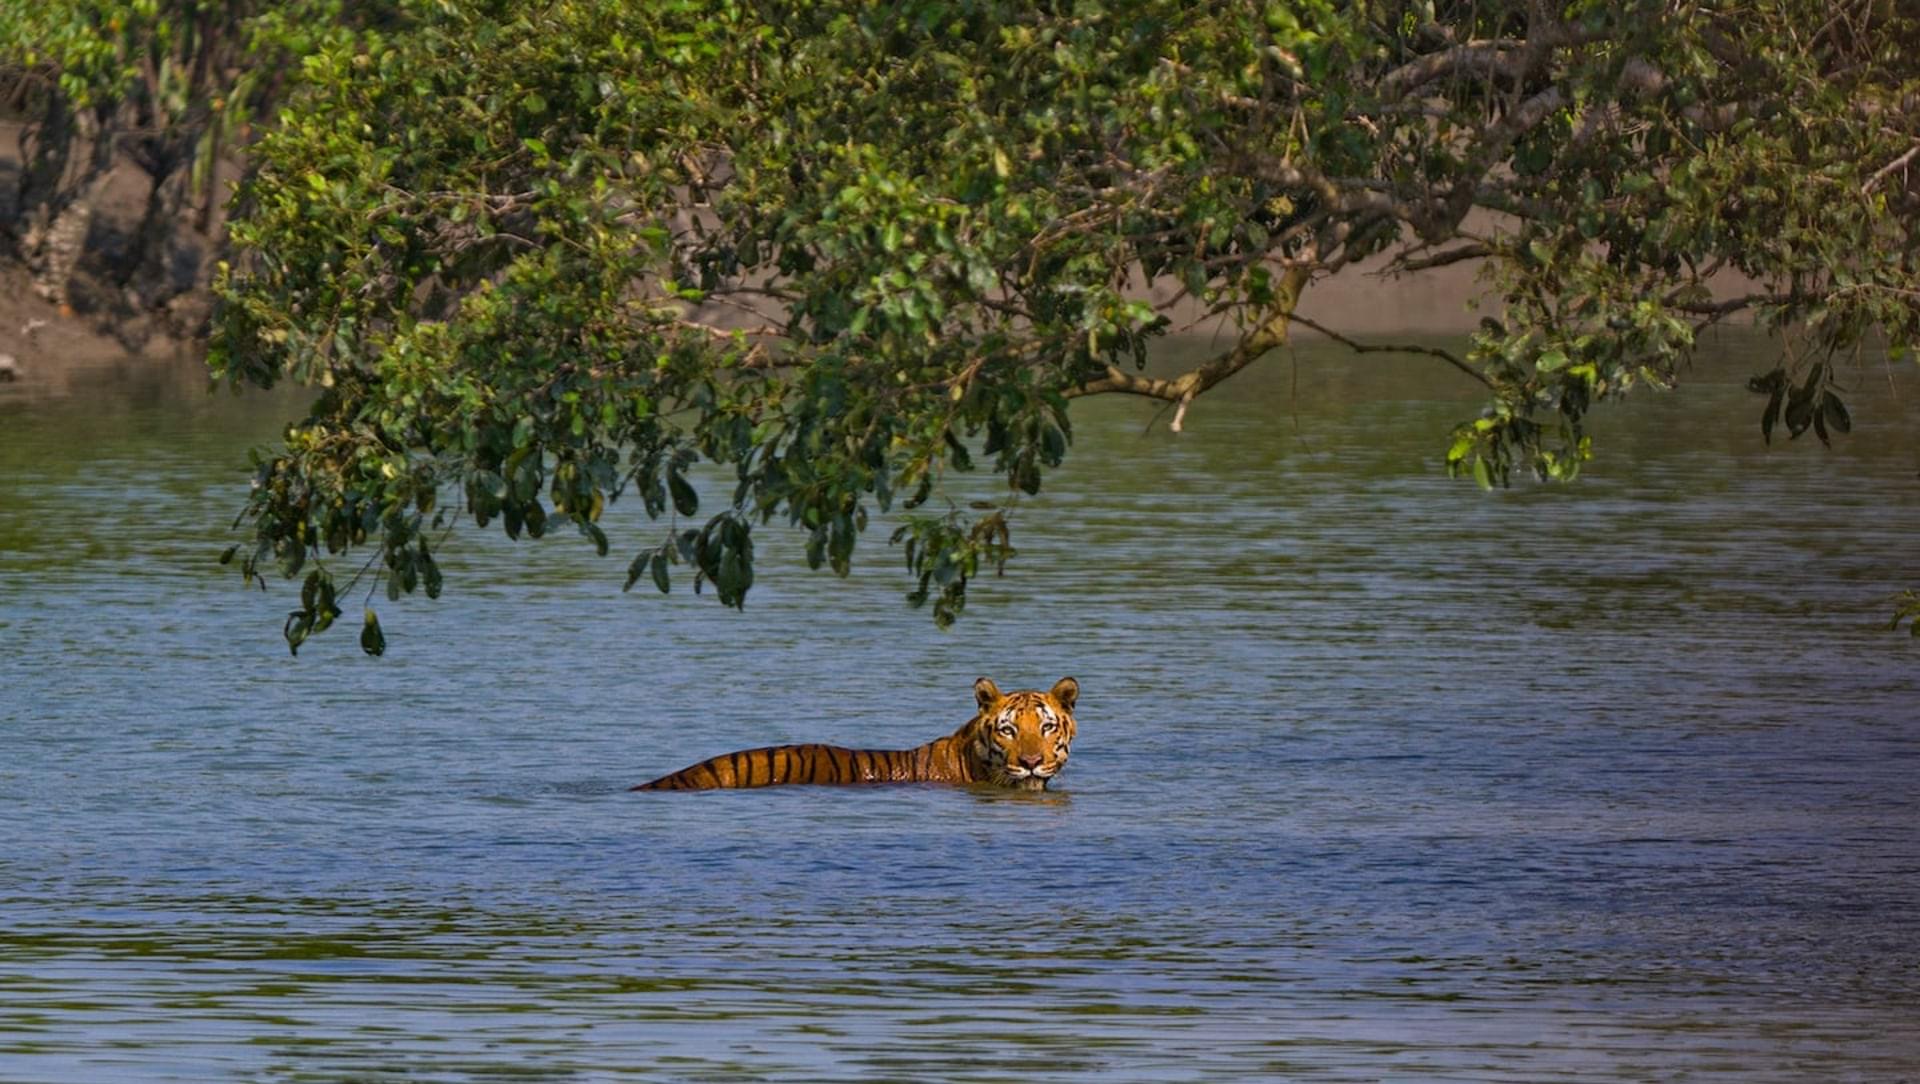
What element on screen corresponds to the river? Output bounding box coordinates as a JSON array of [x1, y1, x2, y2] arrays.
[[2, 335, 1917, 1081]]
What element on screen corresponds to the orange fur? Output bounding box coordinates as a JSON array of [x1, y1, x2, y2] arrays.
[[632, 677, 1079, 792]]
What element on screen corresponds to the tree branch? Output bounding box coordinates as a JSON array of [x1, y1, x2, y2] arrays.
[[1380, 40, 1529, 99], [1669, 292, 1794, 317], [1065, 268, 1312, 430], [1862, 142, 1920, 196], [1390, 242, 1491, 272], [1286, 313, 1492, 389], [1378, 24, 1600, 100]]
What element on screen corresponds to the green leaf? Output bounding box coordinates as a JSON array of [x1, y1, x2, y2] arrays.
[[668, 471, 698, 517], [284, 611, 311, 657], [1822, 393, 1851, 435], [205, 0, 1920, 647], [360, 609, 387, 657]]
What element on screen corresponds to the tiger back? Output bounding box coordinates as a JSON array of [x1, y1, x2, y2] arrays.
[[631, 677, 1079, 792]]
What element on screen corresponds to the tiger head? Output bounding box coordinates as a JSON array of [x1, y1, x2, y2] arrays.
[[968, 676, 1079, 790]]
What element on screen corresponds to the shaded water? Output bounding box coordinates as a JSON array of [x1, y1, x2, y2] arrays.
[[2, 335, 1918, 1081]]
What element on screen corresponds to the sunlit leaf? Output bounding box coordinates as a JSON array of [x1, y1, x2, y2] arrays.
[[360, 608, 386, 657]]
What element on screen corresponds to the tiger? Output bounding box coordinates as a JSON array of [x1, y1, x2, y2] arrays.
[[631, 677, 1079, 792]]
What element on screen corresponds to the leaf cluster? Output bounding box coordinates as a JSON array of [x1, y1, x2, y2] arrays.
[[185, 0, 1920, 650]]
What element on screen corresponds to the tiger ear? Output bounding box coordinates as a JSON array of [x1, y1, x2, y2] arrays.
[[973, 677, 1003, 711], [1050, 677, 1079, 712]]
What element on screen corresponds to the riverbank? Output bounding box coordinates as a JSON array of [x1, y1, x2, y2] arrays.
[[0, 263, 202, 398], [0, 113, 210, 394]]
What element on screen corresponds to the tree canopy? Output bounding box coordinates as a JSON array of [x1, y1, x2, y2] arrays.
[[58, 0, 1912, 652]]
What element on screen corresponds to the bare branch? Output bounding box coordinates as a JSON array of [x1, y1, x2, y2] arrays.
[[1668, 292, 1795, 317], [668, 319, 785, 367], [1378, 24, 1600, 100], [1390, 242, 1491, 272], [1862, 142, 1920, 196], [1065, 268, 1314, 430], [1287, 313, 1491, 389], [1380, 40, 1529, 99]]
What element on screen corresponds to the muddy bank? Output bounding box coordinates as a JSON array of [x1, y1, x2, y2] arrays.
[[0, 112, 215, 393], [0, 262, 183, 364], [0, 260, 205, 398]]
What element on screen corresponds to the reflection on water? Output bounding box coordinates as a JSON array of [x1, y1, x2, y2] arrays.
[[2, 337, 1919, 1081]]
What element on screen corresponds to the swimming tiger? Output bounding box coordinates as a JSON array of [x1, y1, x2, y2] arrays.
[[631, 677, 1079, 792]]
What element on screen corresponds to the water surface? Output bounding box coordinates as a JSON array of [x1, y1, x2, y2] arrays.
[[2, 336, 1918, 1081]]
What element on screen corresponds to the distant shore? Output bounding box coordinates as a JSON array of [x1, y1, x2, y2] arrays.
[[0, 264, 196, 388], [1, 113, 211, 392]]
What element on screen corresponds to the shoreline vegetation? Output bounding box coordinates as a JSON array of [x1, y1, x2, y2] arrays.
[[0, 1, 1577, 391], [0, 103, 1499, 391], [6, 2, 1916, 645]]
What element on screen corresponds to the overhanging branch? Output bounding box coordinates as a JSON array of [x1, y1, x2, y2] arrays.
[[1378, 24, 1600, 101], [1862, 142, 1920, 196], [1389, 242, 1491, 272], [1287, 313, 1491, 389], [1064, 267, 1312, 431]]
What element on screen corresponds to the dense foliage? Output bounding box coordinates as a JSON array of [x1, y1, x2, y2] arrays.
[[0, 1, 372, 330], [64, 0, 1915, 651]]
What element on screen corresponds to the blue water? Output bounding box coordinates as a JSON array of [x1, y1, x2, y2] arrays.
[[2, 337, 1918, 1080]]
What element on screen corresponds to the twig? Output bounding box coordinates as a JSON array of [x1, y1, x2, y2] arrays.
[[1390, 242, 1491, 272], [1287, 312, 1491, 389], [1861, 142, 1920, 196]]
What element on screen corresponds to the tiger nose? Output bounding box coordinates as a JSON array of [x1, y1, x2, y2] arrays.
[[1018, 754, 1044, 770]]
